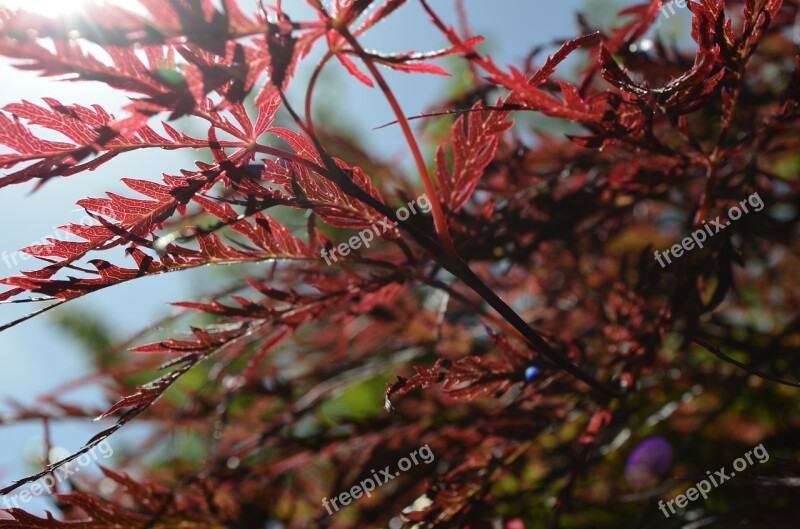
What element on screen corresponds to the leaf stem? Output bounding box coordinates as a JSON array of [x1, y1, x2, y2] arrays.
[[305, 50, 335, 137], [334, 24, 458, 258]]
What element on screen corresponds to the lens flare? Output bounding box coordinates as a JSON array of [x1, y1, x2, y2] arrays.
[[1, 0, 88, 16]]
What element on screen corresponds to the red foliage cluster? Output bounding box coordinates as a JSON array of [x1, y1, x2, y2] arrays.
[[0, 0, 799, 528]]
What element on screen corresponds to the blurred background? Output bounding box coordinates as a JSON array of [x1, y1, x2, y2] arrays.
[[0, 0, 691, 514]]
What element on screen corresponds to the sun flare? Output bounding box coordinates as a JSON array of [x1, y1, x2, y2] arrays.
[[1, 0, 89, 16]]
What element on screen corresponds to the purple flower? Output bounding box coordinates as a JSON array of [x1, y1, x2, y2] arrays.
[[625, 436, 673, 489]]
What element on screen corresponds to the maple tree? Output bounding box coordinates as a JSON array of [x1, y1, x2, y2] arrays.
[[0, 0, 799, 528]]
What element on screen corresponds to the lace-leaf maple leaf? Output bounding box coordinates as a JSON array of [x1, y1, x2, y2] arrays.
[[260, 127, 387, 229], [0, 352, 200, 498], [0, 173, 210, 301], [0, 94, 286, 302], [0, 466, 219, 528], [386, 334, 537, 407], [435, 100, 513, 212], [1, 191, 317, 301], [0, 98, 230, 189]]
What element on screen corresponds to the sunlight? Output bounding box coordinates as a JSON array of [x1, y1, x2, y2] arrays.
[[1, 0, 89, 16]]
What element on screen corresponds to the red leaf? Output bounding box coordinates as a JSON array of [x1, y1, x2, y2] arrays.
[[0, 99, 233, 189], [336, 53, 375, 87], [435, 100, 513, 212]]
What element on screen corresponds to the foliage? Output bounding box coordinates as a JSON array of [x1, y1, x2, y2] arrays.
[[1, 0, 799, 527]]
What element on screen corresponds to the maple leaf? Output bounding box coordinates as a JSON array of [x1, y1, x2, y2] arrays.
[[435, 100, 513, 212], [1, 191, 317, 301], [0, 174, 207, 301], [0, 468, 218, 528], [0, 95, 286, 303], [260, 127, 387, 229], [0, 98, 230, 189], [386, 334, 538, 408], [0, 352, 198, 498]]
